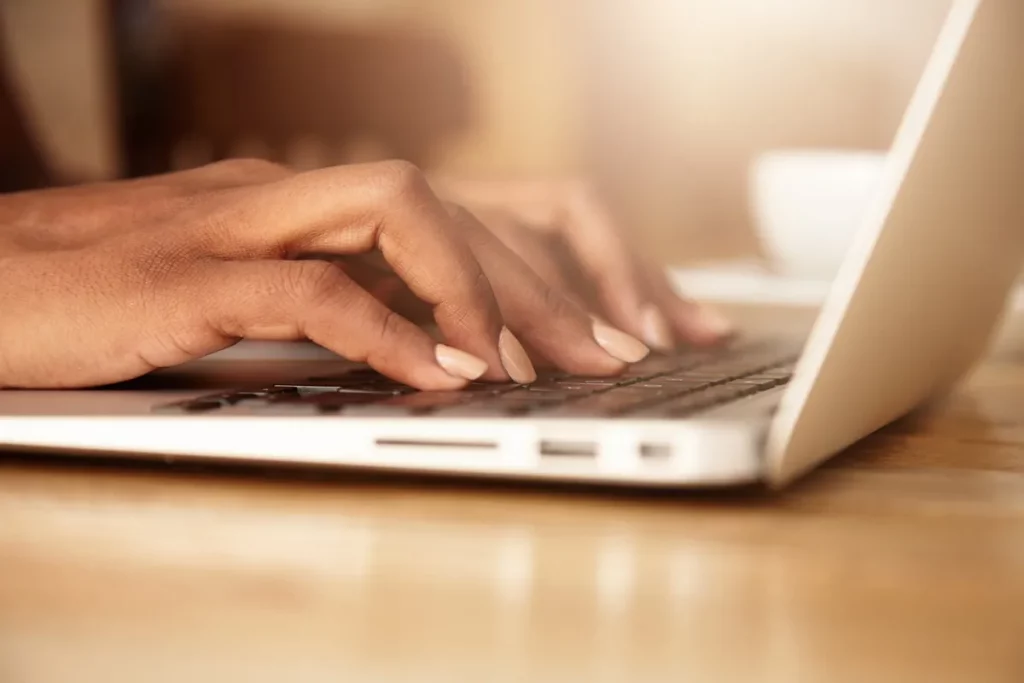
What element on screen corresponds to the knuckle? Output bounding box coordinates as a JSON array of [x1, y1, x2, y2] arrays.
[[516, 281, 581, 340], [539, 281, 579, 323], [373, 159, 430, 202], [432, 265, 496, 335], [459, 262, 494, 308], [469, 265, 494, 301]]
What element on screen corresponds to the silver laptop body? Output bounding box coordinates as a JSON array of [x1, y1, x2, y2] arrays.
[[1, 0, 1021, 489]]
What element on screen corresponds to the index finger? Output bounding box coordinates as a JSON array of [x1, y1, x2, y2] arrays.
[[188, 161, 516, 381], [556, 182, 647, 338]]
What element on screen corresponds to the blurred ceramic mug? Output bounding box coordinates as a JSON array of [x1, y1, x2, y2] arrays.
[[750, 149, 888, 280]]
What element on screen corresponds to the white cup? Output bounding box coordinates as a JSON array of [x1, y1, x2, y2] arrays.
[[750, 149, 887, 280]]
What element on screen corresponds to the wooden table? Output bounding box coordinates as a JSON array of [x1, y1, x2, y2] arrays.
[[2, 307, 1024, 683]]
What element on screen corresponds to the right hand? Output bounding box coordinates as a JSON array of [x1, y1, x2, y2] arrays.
[[0, 161, 649, 390]]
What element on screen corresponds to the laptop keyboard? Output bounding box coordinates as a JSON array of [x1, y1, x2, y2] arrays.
[[155, 340, 799, 419]]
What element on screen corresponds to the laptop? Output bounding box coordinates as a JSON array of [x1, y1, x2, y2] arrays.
[[1, 0, 1021, 488]]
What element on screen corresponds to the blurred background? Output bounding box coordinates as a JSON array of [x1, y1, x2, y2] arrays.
[[0, 0, 951, 264]]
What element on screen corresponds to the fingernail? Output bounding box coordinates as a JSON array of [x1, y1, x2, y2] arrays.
[[592, 320, 650, 363], [640, 304, 675, 351], [435, 344, 489, 381], [498, 327, 537, 384], [695, 307, 734, 337]]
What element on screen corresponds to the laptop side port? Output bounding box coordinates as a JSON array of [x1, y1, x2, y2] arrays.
[[539, 440, 597, 459], [639, 443, 672, 460]]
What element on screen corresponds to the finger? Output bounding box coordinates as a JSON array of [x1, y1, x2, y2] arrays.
[[554, 182, 652, 338], [472, 208, 588, 308], [331, 256, 431, 324], [198, 259, 490, 390], [499, 198, 729, 351], [190, 161, 512, 380], [445, 179, 652, 338], [638, 260, 734, 347], [448, 204, 649, 376], [554, 185, 732, 349]]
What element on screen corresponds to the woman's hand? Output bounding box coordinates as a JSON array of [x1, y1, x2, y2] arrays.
[[0, 161, 652, 389], [431, 177, 733, 350]]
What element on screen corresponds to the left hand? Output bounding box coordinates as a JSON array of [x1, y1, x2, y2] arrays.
[[0, 164, 733, 353]]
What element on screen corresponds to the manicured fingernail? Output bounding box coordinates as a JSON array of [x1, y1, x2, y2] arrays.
[[640, 304, 674, 351], [696, 307, 734, 337], [592, 320, 650, 363], [498, 327, 537, 384], [435, 344, 488, 381]]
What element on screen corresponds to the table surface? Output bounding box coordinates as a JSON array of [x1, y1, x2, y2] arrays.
[[2, 307, 1024, 683]]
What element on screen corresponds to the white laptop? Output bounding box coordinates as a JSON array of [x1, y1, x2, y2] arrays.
[[1, 0, 1022, 488]]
